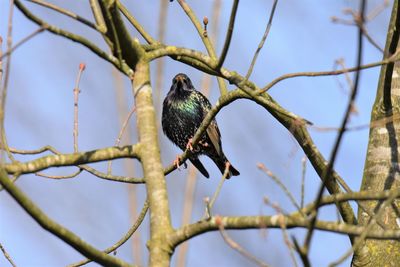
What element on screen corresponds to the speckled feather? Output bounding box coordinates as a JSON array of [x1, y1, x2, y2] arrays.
[[162, 73, 239, 178]]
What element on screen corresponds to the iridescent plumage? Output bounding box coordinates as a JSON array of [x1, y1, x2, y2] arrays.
[[162, 73, 240, 178]]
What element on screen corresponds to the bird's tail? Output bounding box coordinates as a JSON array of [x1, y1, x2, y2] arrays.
[[189, 158, 210, 178], [212, 155, 240, 179]]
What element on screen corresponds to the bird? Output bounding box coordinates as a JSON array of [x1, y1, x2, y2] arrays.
[[162, 73, 240, 179]]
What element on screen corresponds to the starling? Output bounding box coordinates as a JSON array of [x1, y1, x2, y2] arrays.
[[162, 73, 240, 178]]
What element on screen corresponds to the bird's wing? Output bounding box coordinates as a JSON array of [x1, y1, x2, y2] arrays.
[[206, 121, 222, 156], [195, 90, 223, 156]]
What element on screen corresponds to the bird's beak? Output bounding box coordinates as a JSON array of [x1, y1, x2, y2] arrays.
[[175, 75, 184, 87]]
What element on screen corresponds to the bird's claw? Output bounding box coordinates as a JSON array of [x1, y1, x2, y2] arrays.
[[186, 138, 194, 151], [225, 161, 231, 170], [173, 156, 187, 171]]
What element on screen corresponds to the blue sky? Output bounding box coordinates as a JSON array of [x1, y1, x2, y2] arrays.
[[0, 0, 391, 266]]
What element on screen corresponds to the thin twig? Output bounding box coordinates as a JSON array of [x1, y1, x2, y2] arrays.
[[292, 237, 310, 267], [244, 0, 278, 81], [68, 199, 149, 267], [115, 106, 137, 147], [73, 63, 85, 153], [261, 49, 400, 92], [107, 105, 136, 174], [117, 1, 156, 44], [300, 156, 307, 209], [26, 0, 100, 31], [0, 242, 17, 267], [302, 0, 366, 254], [36, 169, 82, 179], [257, 163, 302, 213], [176, 165, 197, 267], [0, 27, 45, 60], [366, 0, 390, 21], [177, 0, 228, 95], [334, 58, 354, 94], [264, 199, 298, 267], [154, 0, 169, 111], [331, 1, 388, 53], [216, 0, 239, 69], [203, 164, 230, 219], [1, 0, 15, 163], [360, 24, 384, 53], [310, 112, 400, 133], [215, 216, 270, 267], [81, 165, 144, 184], [8, 145, 60, 154]]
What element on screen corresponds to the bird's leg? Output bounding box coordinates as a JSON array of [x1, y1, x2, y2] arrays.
[[173, 155, 187, 170], [199, 140, 209, 147], [173, 155, 182, 170], [186, 138, 194, 151], [225, 161, 231, 171]]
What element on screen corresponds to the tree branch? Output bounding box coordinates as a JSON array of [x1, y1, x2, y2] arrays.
[[26, 0, 101, 31], [169, 214, 400, 248], [4, 144, 141, 175], [68, 199, 149, 267], [216, 0, 239, 69], [0, 168, 132, 267], [14, 0, 133, 75]]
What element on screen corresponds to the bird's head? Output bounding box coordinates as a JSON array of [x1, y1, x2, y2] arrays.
[[171, 73, 194, 92]]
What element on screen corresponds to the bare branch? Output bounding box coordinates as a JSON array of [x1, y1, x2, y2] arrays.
[[4, 144, 141, 175], [203, 163, 230, 219], [300, 156, 307, 209], [26, 0, 100, 31], [176, 165, 197, 267], [154, 0, 169, 110], [216, 0, 239, 69], [15, 0, 133, 75], [244, 0, 278, 81], [0, 242, 17, 267], [0, 27, 44, 60], [303, 0, 366, 253], [216, 216, 270, 267], [1, 0, 15, 163], [81, 165, 144, 184], [88, 0, 107, 33], [73, 63, 85, 153], [257, 163, 302, 213], [68, 200, 149, 267], [117, 1, 156, 44], [107, 105, 136, 174], [169, 213, 400, 248], [36, 169, 82, 179], [0, 168, 132, 267], [261, 50, 400, 92], [263, 200, 298, 267], [177, 0, 228, 94], [7, 145, 144, 183]]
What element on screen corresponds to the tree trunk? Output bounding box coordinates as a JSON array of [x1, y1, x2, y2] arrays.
[[353, 1, 400, 266]]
